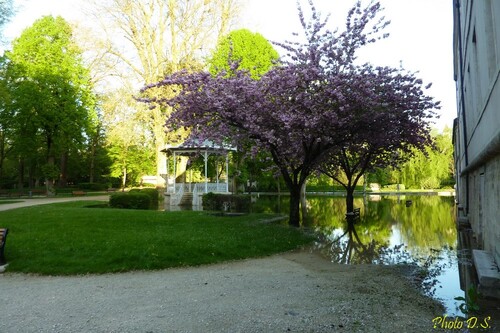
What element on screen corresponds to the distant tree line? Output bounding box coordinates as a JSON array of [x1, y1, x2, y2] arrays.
[[0, 0, 453, 221], [0, 1, 241, 191]]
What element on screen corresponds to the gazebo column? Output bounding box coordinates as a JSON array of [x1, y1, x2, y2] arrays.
[[225, 153, 229, 193], [166, 156, 169, 192], [204, 151, 208, 193], [173, 151, 177, 194], [216, 160, 219, 189]]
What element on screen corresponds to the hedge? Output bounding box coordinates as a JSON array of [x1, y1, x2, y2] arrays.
[[202, 192, 250, 212], [78, 182, 108, 191], [109, 192, 151, 210], [130, 188, 159, 209]]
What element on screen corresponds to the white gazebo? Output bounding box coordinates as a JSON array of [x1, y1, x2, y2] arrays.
[[161, 140, 236, 207]]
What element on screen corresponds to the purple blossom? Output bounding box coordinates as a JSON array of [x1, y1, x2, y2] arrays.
[[138, 0, 438, 226]]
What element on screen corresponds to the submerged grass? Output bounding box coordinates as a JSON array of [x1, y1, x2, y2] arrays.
[[1, 201, 313, 275]]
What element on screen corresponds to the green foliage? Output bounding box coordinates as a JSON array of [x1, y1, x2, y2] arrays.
[[41, 164, 60, 180], [78, 183, 108, 191], [367, 168, 395, 186], [134, 187, 159, 209], [369, 128, 455, 189], [107, 132, 155, 187], [6, 16, 95, 142], [109, 192, 151, 210], [208, 28, 279, 79], [231, 151, 283, 192], [1, 201, 313, 275], [382, 184, 405, 191], [396, 128, 454, 189], [202, 192, 250, 212], [0, 15, 99, 188], [455, 286, 481, 315], [102, 90, 142, 187]]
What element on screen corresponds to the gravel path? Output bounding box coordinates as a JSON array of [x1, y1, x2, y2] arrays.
[[0, 250, 443, 333], [0, 195, 110, 212]]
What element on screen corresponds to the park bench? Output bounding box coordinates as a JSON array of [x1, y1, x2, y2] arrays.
[[29, 189, 47, 197], [107, 188, 117, 192], [72, 191, 87, 196], [0, 228, 8, 265], [0, 190, 9, 197]]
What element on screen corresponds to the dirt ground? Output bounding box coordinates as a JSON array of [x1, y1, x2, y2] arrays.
[[0, 249, 449, 333]]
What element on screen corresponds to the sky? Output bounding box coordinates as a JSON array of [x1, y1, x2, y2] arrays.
[[2, 0, 456, 130]]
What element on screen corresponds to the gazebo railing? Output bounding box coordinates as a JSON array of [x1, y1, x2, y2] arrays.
[[168, 182, 229, 194], [169, 184, 184, 206], [193, 183, 228, 193], [192, 185, 200, 206]]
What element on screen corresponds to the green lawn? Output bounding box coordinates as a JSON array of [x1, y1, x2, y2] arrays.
[[0, 201, 313, 275]]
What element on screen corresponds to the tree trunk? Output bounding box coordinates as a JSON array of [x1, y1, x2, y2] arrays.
[[0, 132, 5, 186], [89, 140, 96, 183], [17, 157, 24, 190], [155, 138, 167, 188], [122, 167, 127, 189], [59, 151, 68, 187], [300, 182, 308, 224], [46, 155, 56, 196], [289, 184, 302, 227], [28, 162, 35, 188], [345, 186, 356, 225], [346, 186, 355, 213]]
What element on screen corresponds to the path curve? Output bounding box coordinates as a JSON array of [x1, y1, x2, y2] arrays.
[[0, 195, 444, 332], [0, 195, 110, 212], [0, 251, 443, 333]]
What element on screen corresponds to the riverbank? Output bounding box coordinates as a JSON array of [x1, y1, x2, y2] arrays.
[[249, 189, 456, 197]]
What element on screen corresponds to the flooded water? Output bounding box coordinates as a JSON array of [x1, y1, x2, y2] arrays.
[[249, 193, 462, 316]]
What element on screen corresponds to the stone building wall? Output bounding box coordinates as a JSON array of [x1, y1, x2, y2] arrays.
[[453, 0, 500, 277]]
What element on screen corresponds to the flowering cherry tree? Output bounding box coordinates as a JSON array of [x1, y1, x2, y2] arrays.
[[319, 62, 439, 216], [140, 0, 438, 226]]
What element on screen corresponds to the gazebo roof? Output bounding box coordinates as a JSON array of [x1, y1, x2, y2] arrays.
[[161, 139, 236, 155]]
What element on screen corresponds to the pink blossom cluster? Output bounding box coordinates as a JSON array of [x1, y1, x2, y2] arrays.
[[139, 0, 439, 225]]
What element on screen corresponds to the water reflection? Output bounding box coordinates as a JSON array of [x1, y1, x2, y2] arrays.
[[316, 219, 381, 265], [251, 194, 461, 315]]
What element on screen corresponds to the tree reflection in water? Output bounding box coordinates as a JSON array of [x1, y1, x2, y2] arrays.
[[252, 194, 459, 308], [315, 218, 456, 298], [308, 195, 457, 299]]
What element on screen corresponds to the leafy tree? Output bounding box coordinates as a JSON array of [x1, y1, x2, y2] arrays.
[[207, 28, 279, 191], [0, 56, 13, 183], [108, 142, 154, 188], [3, 16, 96, 193], [102, 88, 154, 188], [208, 28, 279, 79], [397, 127, 454, 189], [140, 1, 437, 226], [318, 64, 438, 214], [84, 0, 242, 186], [0, 0, 14, 179], [366, 127, 454, 190]]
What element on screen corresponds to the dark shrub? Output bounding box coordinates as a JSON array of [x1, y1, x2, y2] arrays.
[[202, 192, 250, 212], [202, 192, 219, 211], [139, 188, 159, 209], [109, 192, 151, 210], [78, 183, 108, 191]]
